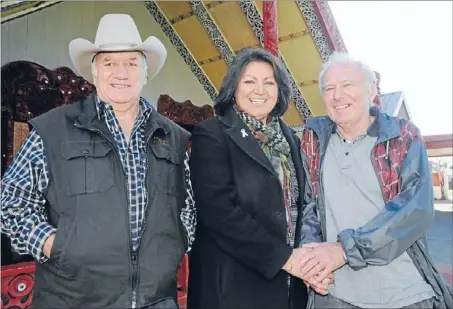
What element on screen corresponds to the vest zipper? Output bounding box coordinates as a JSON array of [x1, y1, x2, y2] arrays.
[[76, 125, 136, 308], [131, 251, 138, 308], [130, 131, 155, 308]]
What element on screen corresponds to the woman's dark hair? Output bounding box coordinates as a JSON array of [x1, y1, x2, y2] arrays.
[[214, 47, 292, 117]]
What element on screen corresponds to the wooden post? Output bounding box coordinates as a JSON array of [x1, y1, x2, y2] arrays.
[[263, 1, 279, 57]]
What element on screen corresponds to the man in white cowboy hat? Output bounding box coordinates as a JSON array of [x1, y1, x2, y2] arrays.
[[1, 14, 196, 308]]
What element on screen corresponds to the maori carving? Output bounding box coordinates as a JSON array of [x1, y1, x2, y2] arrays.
[[263, 1, 279, 57], [1, 263, 35, 309], [374, 71, 382, 106], [189, 1, 235, 66], [312, 1, 348, 53], [1, 60, 95, 173], [157, 94, 214, 130]]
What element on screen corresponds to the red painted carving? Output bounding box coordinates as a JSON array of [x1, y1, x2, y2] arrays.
[[1, 262, 35, 309], [157, 94, 214, 130], [313, 0, 348, 52], [263, 0, 279, 57], [373, 71, 382, 106]]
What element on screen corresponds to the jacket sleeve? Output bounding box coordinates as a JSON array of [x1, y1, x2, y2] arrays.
[[189, 124, 292, 280], [338, 132, 435, 270], [298, 153, 323, 246]]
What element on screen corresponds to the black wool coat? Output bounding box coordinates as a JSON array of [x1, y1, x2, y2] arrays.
[[187, 107, 308, 309]]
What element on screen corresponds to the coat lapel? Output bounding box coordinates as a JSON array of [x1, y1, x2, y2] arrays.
[[220, 108, 277, 177]]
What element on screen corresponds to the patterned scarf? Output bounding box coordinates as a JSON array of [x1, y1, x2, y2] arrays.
[[234, 107, 299, 246]]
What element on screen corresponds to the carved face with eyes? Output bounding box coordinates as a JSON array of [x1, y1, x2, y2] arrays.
[[321, 62, 375, 126], [234, 61, 278, 124], [93, 51, 145, 105]]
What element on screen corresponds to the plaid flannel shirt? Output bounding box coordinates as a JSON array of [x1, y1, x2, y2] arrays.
[[1, 96, 196, 262]]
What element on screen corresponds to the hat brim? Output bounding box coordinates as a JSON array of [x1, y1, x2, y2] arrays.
[[69, 36, 167, 83]]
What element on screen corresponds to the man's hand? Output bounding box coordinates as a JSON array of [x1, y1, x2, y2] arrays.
[[304, 273, 334, 295], [43, 233, 56, 258], [282, 248, 334, 295], [282, 247, 312, 276], [298, 242, 346, 284]]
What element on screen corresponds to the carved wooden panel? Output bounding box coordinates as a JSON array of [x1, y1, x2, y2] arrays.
[[12, 122, 30, 158]]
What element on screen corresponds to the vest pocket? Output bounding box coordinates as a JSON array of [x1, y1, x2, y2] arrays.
[[150, 144, 183, 196], [61, 141, 115, 195], [49, 214, 77, 277]]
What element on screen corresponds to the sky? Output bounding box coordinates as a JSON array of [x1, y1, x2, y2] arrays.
[[328, 1, 452, 136]]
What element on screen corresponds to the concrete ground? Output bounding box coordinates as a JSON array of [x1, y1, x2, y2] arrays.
[[427, 199, 453, 286]]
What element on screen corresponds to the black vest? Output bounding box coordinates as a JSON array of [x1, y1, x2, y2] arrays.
[[29, 94, 191, 308]]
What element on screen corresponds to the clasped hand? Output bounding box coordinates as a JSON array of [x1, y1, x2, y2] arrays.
[[283, 242, 346, 295]]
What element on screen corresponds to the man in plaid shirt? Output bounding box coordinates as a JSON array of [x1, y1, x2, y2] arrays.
[[1, 14, 196, 309]]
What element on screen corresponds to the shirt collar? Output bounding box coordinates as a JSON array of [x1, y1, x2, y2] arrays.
[[334, 110, 379, 142], [94, 93, 153, 121]]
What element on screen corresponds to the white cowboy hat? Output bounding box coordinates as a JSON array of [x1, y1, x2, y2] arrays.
[[69, 14, 167, 83]]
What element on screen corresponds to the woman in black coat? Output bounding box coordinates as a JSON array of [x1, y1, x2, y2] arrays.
[[187, 48, 331, 309]]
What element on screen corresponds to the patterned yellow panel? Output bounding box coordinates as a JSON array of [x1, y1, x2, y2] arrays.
[[208, 2, 260, 52], [280, 38, 322, 88], [282, 102, 304, 126], [276, 1, 309, 38], [201, 59, 229, 90], [173, 16, 220, 61], [254, 1, 308, 38], [301, 85, 326, 117], [157, 1, 192, 21]]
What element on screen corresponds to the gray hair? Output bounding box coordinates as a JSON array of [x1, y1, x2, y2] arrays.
[[319, 52, 377, 94], [91, 52, 148, 85]]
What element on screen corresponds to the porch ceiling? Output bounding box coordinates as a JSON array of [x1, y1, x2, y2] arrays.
[[1, 1, 61, 23], [2, 0, 342, 125], [148, 1, 338, 125]]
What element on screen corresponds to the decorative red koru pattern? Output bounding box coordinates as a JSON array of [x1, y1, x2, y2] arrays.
[[263, 0, 279, 57], [1, 263, 35, 309]]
